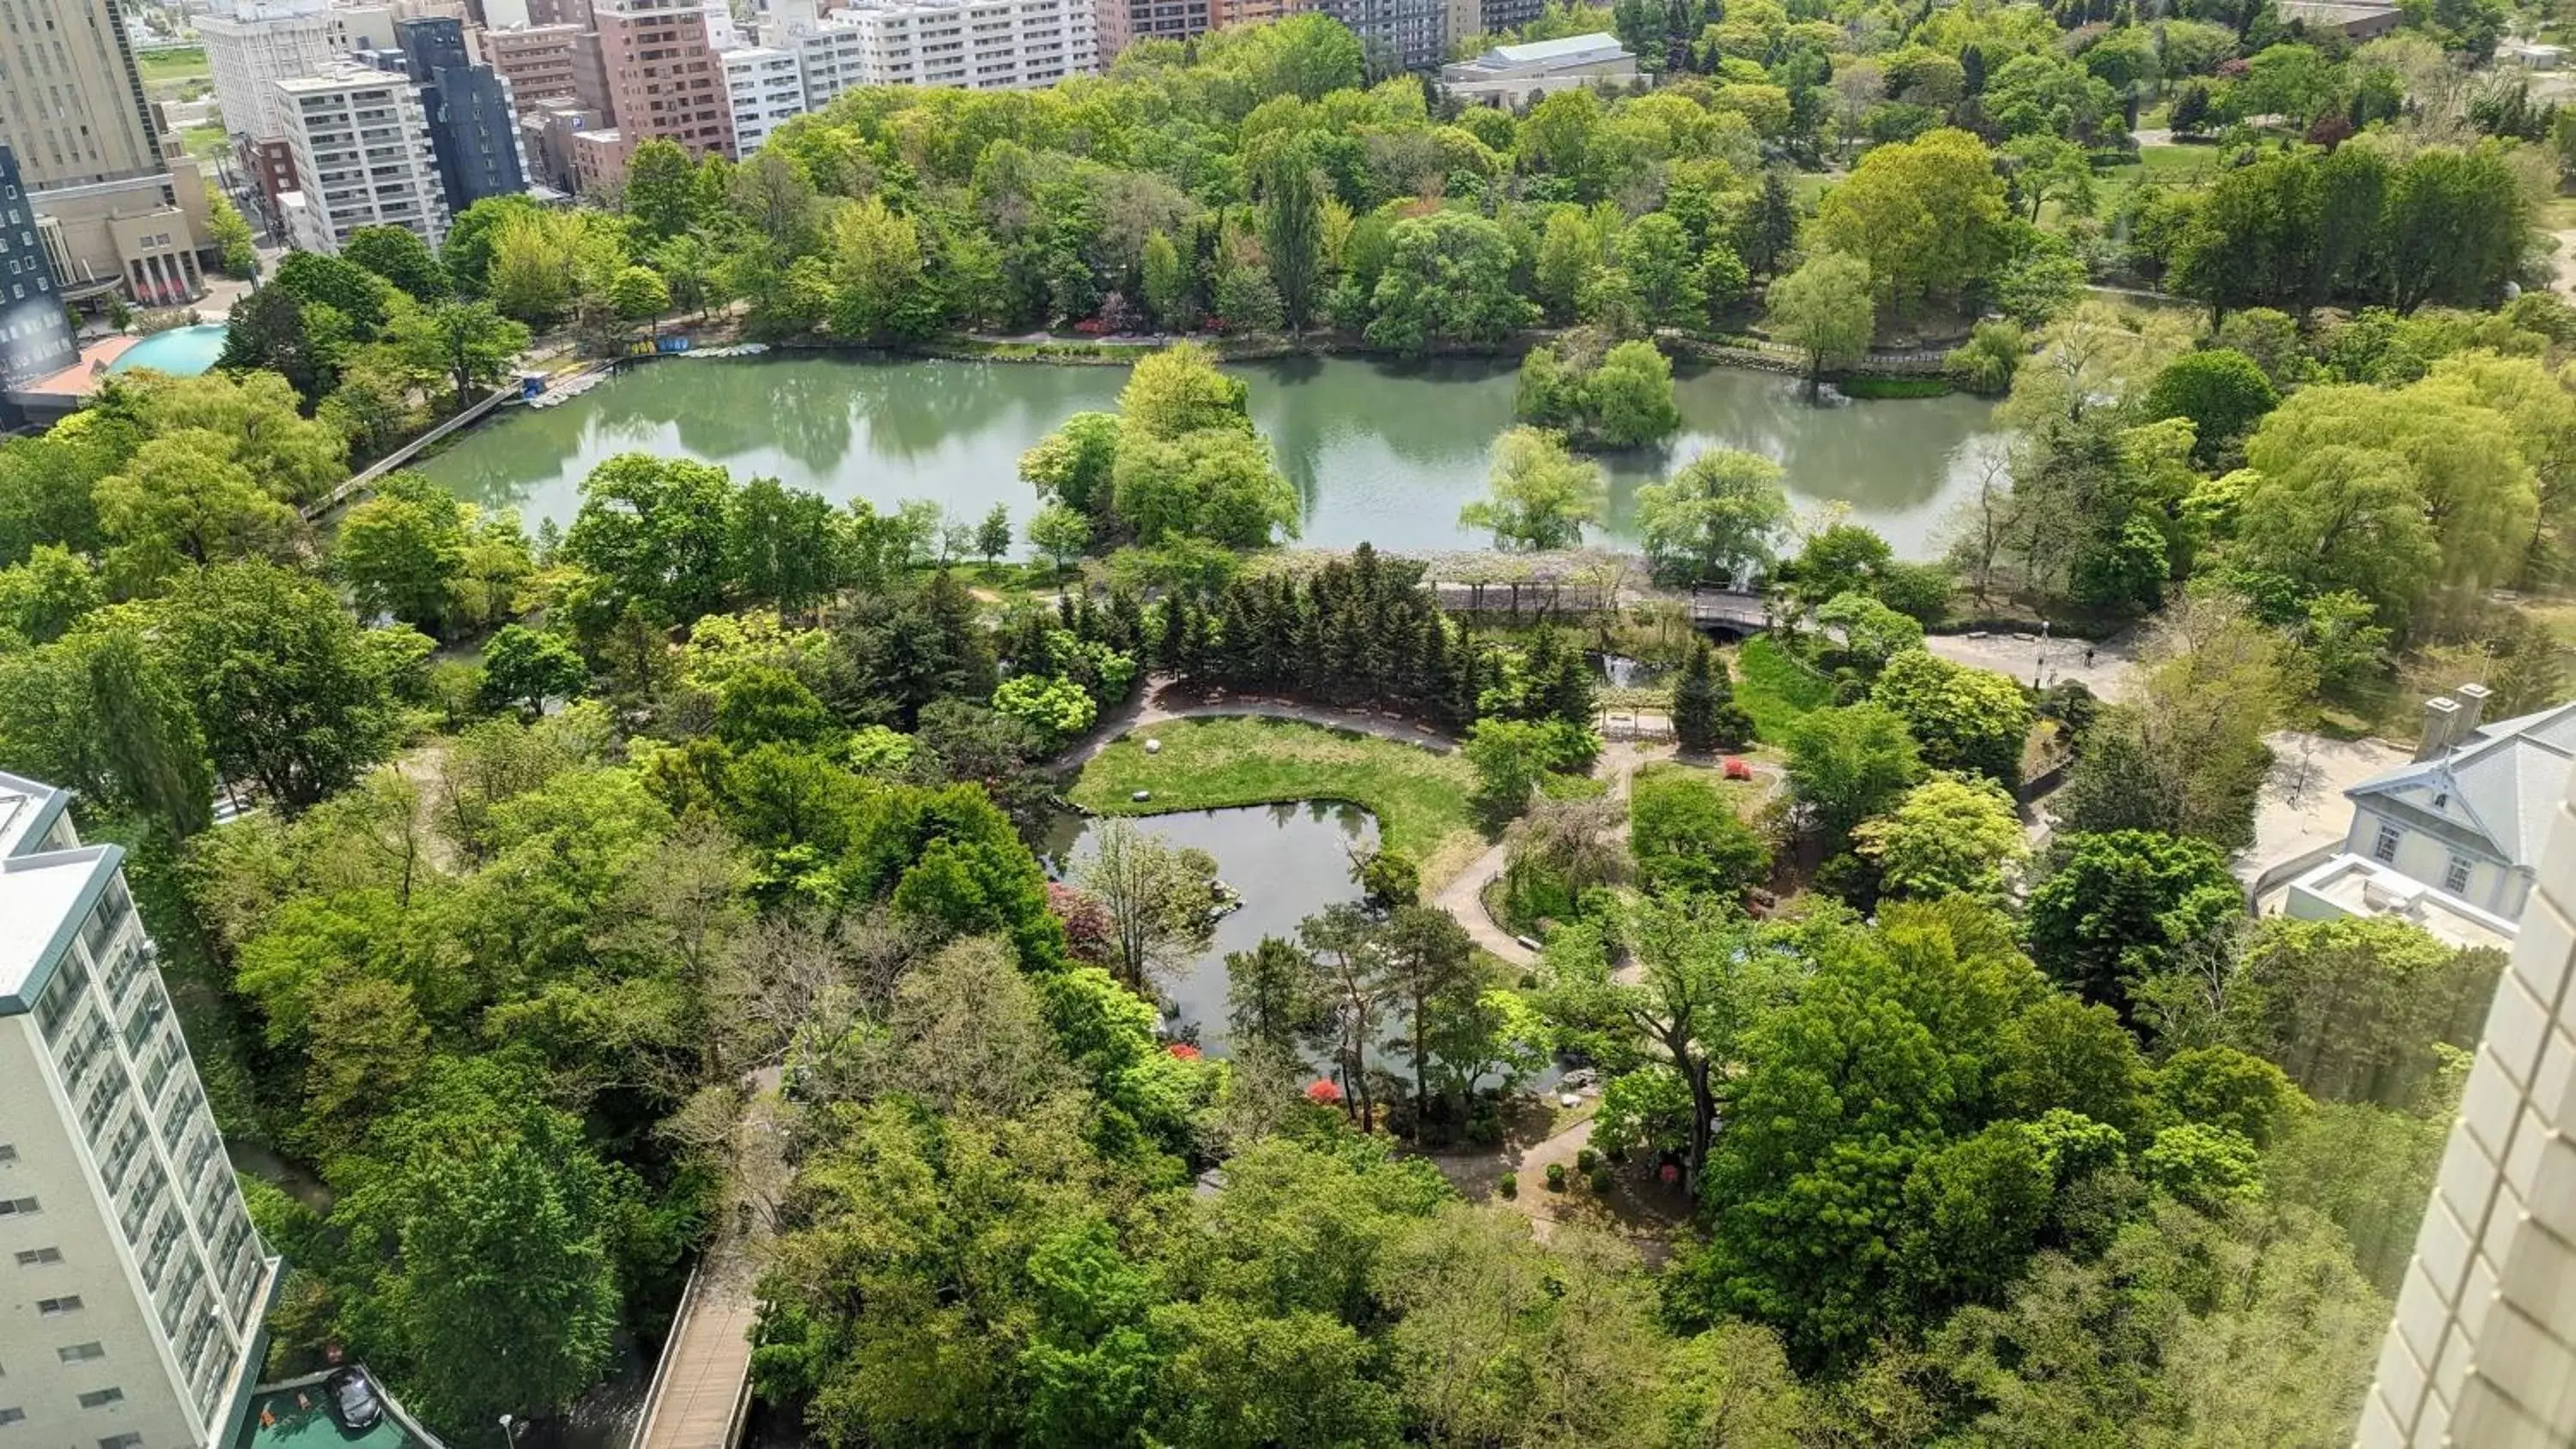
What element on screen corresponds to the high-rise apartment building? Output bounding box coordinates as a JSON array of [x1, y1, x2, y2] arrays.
[[2361, 763, 2576, 1446], [1094, 0, 1211, 59], [198, 2, 340, 149], [395, 17, 532, 212], [592, 0, 736, 170], [784, 0, 1095, 101], [0, 0, 164, 191], [1316, 0, 1445, 72], [0, 769, 280, 1449], [483, 22, 616, 118], [275, 67, 453, 252], [721, 46, 806, 152], [0, 146, 81, 409]]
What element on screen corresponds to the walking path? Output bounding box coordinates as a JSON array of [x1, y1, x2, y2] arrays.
[[629, 1069, 786, 1449]]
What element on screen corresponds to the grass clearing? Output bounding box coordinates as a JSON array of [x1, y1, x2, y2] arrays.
[[1734, 634, 1833, 744], [136, 45, 208, 87], [1633, 760, 1771, 821], [1070, 715, 1488, 887]]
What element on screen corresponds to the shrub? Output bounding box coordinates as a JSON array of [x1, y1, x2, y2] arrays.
[[1545, 1161, 1569, 1191], [1576, 1147, 1598, 1172], [1589, 1167, 1614, 1194], [1498, 1173, 1519, 1199]]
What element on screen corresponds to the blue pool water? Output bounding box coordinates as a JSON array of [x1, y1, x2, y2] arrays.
[[106, 323, 228, 377]]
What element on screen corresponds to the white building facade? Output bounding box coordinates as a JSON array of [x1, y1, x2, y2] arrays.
[[721, 45, 807, 153], [197, 2, 341, 146], [2360, 761, 2576, 1445], [782, 0, 1094, 102], [0, 771, 279, 1449], [275, 68, 453, 253]]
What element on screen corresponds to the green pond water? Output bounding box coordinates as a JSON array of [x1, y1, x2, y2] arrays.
[[416, 353, 2007, 559]]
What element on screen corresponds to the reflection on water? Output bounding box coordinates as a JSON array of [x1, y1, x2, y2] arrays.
[[1047, 803, 1378, 1057], [415, 355, 2006, 560]]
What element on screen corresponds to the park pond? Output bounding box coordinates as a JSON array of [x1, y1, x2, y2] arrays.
[[415, 352, 2006, 559], [1043, 800, 1379, 1058]]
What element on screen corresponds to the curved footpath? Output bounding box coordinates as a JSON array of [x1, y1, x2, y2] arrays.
[[1060, 679, 1781, 970]]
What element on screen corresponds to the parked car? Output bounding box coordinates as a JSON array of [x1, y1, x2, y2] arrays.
[[325, 1369, 382, 1433]]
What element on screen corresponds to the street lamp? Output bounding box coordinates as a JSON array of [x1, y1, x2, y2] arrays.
[[500, 1414, 526, 1449]]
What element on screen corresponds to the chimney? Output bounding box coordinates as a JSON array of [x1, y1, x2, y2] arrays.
[[2453, 682, 2491, 740], [2417, 696, 2460, 762]]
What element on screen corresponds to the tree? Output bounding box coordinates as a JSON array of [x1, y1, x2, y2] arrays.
[[342, 1060, 635, 1427], [1814, 592, 1923, 674], [1534, 208, 1606, 324], [391, 300, 531, 413], [1021, 411, 1124, 518], [827, 198, 939, 343], [1459, 427, 1604, 551], [1254, 134, 1326, 334], [217, 284, 327, 403], [1812, 128, 2010, 319], [1140, 233, 1189, 330], [2057, 591, 2288, 851], [1630, 768, 1770, 898], [93, 430, 303, 590], [345, 224, 452, 302], [1225, 936, 1321, 1063], [2379, 147, 2527, 314], [2143, 348, 2277, 464], [335, 473, 471, 635], [2027, 829, 2242, 1021], [1299, 902, 1392, 1128], [1075, 819, 1218, 991], [1783, 702, 1921, 841], [206, 194, 258, 278], [480, 624, 589, 716], [1765, 252, 1874, 394], [1618, 212, 1707, 328], [724, 476, 841, 616], [156, 562, 406, 811], [1868, 649, 2034, 786], [1370, 905, 1483, 1134], [975, 504, 1013, 568], [1583, 339, 1682, 447], [607, 265, 671, 328], [2222, 914, 2494, 1109], [623, 137, 699, 241], [1540, 895, 1793, 1192], [1669, 640, 1753, 754], [442, 194, 543, 297], [1850, 773, 2028, 900], [1635, 449, 1789, 586], [1027, 502, 1091, 573], [1365, 212, 1536, 355], [562, 452, 738, 626], [274, 250, 393, 336], [0, 621, 214, 838]]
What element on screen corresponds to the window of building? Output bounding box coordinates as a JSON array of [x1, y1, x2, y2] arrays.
[[35, 1297, 82, 1317], [2372, 822, 2402, 863], [0, 1145, 15, 1163], [0, 1409, 23, 1427], [76, 1390, 121, 1410], [58, 1343, 104, 1364], [0, 1198, 37, 1216], [14, 1249, 62, 1268], [2445, 854, 2474, 894], [97, 1434, 142, 1449]]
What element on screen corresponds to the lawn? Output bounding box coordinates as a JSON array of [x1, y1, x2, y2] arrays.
[[1733, 634, 1834, 744], [1070, 715, 1488, 887], [181, 122, 227, 161], [136, 45, 207, 87]]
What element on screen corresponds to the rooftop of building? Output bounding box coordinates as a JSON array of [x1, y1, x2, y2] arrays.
[[235, 1370, 447, 1449], [2287, 853, 2519, 953], [2348, 700, 2576, 871], [275, 64, 416, 94], [1482, 31, 1631, 65], [0, 771, 114, 1013]]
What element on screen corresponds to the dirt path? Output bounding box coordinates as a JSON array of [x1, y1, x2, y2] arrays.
[[1415, 1103, 1691, 1263]]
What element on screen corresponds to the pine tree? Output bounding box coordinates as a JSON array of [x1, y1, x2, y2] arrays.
[[1672, 638, 1721, 754]]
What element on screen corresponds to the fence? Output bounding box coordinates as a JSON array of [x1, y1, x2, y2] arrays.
[[1427, 580, 1615, 617]]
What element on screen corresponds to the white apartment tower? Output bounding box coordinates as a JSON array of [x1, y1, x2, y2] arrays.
[[2362, 762, 2576, 1444], [0, 771, 279, 1449], [721, 46, 807, 153], [779, 0, 1095, 104], [274, 68, 453, 254], [197, 2, 340, 147]]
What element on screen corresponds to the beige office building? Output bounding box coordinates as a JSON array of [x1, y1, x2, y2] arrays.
[[0, 770, 280, 1449], [2361, 762, 2576, 1443], [275, 68, 453, 253]]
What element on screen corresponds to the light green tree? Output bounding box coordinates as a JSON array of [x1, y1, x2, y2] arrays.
[[1764, 252, 1875, 396], [1459, 426, 1605, 551]]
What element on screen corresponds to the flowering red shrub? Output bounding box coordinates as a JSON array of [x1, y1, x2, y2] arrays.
[[1304, 1079, 1344, 1105], [1046, 882, 1116, 967], [1167, 1043, 1202, 1060], [1072, 317, 1112, 336]]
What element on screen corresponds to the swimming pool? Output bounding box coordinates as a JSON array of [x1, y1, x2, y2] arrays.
[[106, 322, 229, 377]]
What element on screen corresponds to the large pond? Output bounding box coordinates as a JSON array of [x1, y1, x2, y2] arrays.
[[1046, 801, 1378, 1058], [416, 353, 2006, 559]]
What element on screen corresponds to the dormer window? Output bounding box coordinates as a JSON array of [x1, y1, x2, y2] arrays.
[[2433, 791, 2449, 809]]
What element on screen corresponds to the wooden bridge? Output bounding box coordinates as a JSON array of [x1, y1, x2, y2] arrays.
[[628, 1071, 783, 1449], [1686, 586, 1771, 632], [1427, 579, 1772, 632]]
